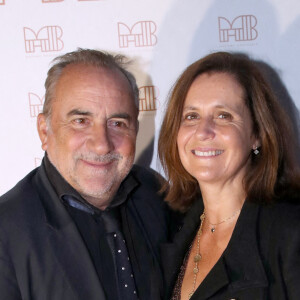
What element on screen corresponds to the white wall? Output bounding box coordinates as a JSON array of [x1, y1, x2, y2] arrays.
[[1, 0, 300, 195]]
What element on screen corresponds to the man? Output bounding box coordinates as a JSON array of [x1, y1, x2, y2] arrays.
[[0, 49, 170, 300]]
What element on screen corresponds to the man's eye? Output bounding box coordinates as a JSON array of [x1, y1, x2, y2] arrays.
[[109, 120, 128, 128], [73, 118, 87, 125], [114, 121, 124, 127]]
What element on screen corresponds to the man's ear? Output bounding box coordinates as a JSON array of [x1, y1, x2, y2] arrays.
[[37, 113, 49, 151]]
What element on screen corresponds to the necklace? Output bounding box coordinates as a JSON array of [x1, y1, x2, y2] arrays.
[[188, 212, 205, 299], [206, 209, 241, 233]]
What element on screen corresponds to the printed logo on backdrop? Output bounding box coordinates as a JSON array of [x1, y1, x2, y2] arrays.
[[139, 86, 159, 112], [34, 157, 42, 167], [42, 0, 63, 2], [118, 21, 157, 48], [0, 0, 5, 5], [218, 15, 258, 43], [23, 26, 64, 53], [29, 93, 44, 118], [42, 0, 102, 2]]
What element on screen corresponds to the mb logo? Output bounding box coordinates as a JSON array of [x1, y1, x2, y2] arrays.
[[118, 21, 157, 48], [42, 0, 101, 2], [23, 26, 64, 53], [139, 86, 158, 112], [42, 0, 63, 2], [28, 93, 44, 118], [218, 15, 258, 42]]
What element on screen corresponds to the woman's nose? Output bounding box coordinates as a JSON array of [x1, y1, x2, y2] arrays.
[[194, 118, 215, 140]]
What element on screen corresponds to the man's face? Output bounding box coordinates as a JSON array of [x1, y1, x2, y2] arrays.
[[38, 64, 138, 210]]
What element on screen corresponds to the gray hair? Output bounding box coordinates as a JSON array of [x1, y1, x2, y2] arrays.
[[43, 48, 139, 117]]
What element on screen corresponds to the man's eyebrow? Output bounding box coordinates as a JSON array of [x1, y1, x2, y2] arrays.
[[66, 110, 133, 121], [67, 109, 92, 117], [109, 113, 131, 120]]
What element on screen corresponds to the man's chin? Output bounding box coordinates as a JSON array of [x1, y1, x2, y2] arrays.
[[81, 188, 114, 208]]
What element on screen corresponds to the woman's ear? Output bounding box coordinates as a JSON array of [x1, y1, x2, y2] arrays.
[[252, 137, 261, 149], [252, 138, 261, 155]]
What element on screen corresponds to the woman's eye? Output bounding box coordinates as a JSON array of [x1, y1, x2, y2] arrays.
[[217, 112, 232, 120], [184, 113, 198, 120]]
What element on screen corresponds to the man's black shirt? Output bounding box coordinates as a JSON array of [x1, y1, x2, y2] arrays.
[[43, 155, 138, 299]]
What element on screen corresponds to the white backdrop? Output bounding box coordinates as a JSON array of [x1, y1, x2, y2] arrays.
[[1, 0, 300, 195]]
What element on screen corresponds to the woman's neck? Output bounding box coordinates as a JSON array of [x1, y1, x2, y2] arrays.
[[199, 181, 246, 224]]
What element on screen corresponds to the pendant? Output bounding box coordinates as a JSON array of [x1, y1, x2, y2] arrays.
[[193, 267, 199, 274], [211, 227, 215, 233], [194, 254, 202, 262]]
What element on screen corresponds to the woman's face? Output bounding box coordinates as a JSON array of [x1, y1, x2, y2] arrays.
[[177, 72, 258, 188]]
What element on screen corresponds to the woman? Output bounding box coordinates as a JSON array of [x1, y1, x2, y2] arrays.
[[158, 52, 300, 300]]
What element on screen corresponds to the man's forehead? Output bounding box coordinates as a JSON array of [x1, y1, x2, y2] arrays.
[[52, 91, 137, 118], [59, 63, 128, 87], [53, 90, 135, 108], [54, 68, 134, 100], [51, 64, 137, 117]]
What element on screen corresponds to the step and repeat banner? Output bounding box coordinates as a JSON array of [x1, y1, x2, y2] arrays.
[[1, 0, 300, 195]]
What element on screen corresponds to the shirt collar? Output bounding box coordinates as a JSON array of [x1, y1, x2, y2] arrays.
[[43, 153, 139, 214]]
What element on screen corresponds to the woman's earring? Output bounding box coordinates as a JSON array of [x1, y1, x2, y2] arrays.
[[253, 146, 259, 155]]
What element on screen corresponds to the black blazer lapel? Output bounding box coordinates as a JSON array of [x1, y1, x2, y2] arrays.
[[193, 202, 268, 299], [35, 167, 106, 300], [191, 257, 229, 300], [161, 199, 204, 299], [223, 202, 268, 291]]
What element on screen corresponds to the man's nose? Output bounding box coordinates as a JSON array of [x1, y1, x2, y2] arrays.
[[88, 124, 113, 154]]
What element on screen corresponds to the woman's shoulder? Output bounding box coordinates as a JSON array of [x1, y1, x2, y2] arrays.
[[259, 192, 300, 234]]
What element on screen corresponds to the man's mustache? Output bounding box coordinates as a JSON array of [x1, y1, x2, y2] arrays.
[[75, 152, 122, 163]]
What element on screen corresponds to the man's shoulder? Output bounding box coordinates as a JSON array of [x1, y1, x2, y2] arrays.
[[130, 164, 164, 190], [126, 165, 171, 240], [0, 168, 41, 219], [1, 168, 39, 199], [127, 164, 167, 212]]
